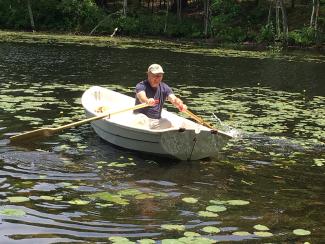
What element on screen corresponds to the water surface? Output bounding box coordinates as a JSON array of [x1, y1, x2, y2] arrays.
[[0, 42, 324, 243]]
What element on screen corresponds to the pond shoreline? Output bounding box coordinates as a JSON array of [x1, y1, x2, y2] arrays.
[[0, 30, 324, 62]]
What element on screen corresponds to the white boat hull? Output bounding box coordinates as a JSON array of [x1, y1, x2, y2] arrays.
[[82, 86, 229, 160]]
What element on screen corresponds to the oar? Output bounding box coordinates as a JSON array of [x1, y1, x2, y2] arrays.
[[9, 103, 149, 143], [183, 109, 234, 138]]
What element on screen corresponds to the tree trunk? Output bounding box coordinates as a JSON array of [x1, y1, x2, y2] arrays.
[[310, 0, 316, 27], [164, 0, 169, 32], [310, 0, 320, 30], [267, 1, 272, 26], [27, 0, 36, 32], [275, 0, 280, 38], [123, 0, 127, 16], [314, 0, 320, 31], [279, 0, 288, 44], [177, 0, 181, 21], [203, 0, 210, 37]]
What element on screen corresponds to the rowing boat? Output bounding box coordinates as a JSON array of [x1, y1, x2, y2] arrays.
[[81, 86, 232, 160]]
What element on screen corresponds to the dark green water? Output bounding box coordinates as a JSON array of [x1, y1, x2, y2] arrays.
[[0, 42, 324, 243]]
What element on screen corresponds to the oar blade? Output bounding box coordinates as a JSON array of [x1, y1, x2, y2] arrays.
[[9, 128, 55, 144]]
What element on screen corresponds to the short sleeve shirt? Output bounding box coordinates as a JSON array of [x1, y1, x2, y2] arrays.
[[135, 79, 173, 119]]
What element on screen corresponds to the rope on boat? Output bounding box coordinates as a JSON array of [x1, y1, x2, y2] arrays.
[[188, 136, 197, 161]]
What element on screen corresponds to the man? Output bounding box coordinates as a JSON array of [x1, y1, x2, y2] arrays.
[[134, 64, 187, 129]]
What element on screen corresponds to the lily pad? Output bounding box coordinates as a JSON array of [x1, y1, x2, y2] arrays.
[[109, 236, 135, 243], [198, 211, 219, 218], [206, 205, 227, 212], [161, 224, 185, 231], [254, 231, 273, 237], [118, 189, 142, 196], [88, 192, 129, 205], [61, 182, 72, 187], [7, 196, 30, 203], [253, 224, 270, 231], [209, 200, 227, 205], [178, 237, 196, 243], [108, 162, 136, 167], [39, 195, 63, 201], [65, 185, 79, 189], [227, 200, 250, 206], [95, 203, 113, 207], [184, 231, 201, 237], [135, 193, 155, 200], [178, 236, 215, 244], [202, 226, 221, 234], [293, 229, 311, 236], [68, 199, 90, 205], [191, 237, 217, 243], [182, 197, 198, 204], [0, 208, 26, 217], [314, 159, 324, 167]]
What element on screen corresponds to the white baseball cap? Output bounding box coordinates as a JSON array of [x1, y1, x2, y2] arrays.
[[147, 64, 164, 74]]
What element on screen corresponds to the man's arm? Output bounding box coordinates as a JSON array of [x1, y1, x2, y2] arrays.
[[168, 94, 187, 112], [136, 91, 156, 106]]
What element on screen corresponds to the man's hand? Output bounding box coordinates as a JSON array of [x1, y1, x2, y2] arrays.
[[174, 97, 187, 112], [146, 98, 156, 106], [178, 103, 187, 112]]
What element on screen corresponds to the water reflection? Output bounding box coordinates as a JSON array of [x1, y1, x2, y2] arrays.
[[0, 42, 324, 243]]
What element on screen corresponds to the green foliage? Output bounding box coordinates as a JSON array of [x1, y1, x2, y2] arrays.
[[0, 0, 28, 29], [288, 27, 316, 46], [258, 24, 275, 44], [164, 16, 202, 38], [57, 0, 104, 32], [210, 0, 241, 41], [214, 26, 247, 42], [100, 13, 202, 38], [211, 0, 241, 17], [210, 0, 268, 42], [0, 0, 105, 32], [119, 15, 164, 36]]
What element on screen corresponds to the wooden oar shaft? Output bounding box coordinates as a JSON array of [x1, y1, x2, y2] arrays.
[[183, 109, 233, 138], [55, 102, 149, 131], [184, 109, 214, 129], [9, 103, 149, 143]]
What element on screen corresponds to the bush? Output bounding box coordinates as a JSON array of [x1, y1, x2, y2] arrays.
[[100, 13, 202, 38], [56, 0, 105, 32], [288, 27, 316, 46], [165, 15, 202, 38], [210, 0, 267, 43], [213, 26, 246, 42], [258, 24, 275, 44]]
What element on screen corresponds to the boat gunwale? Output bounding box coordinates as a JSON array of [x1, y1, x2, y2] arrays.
[[85, 109, 197, 135]]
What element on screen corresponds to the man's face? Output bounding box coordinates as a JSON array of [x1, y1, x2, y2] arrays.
[[148, 72, 163, 88]]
